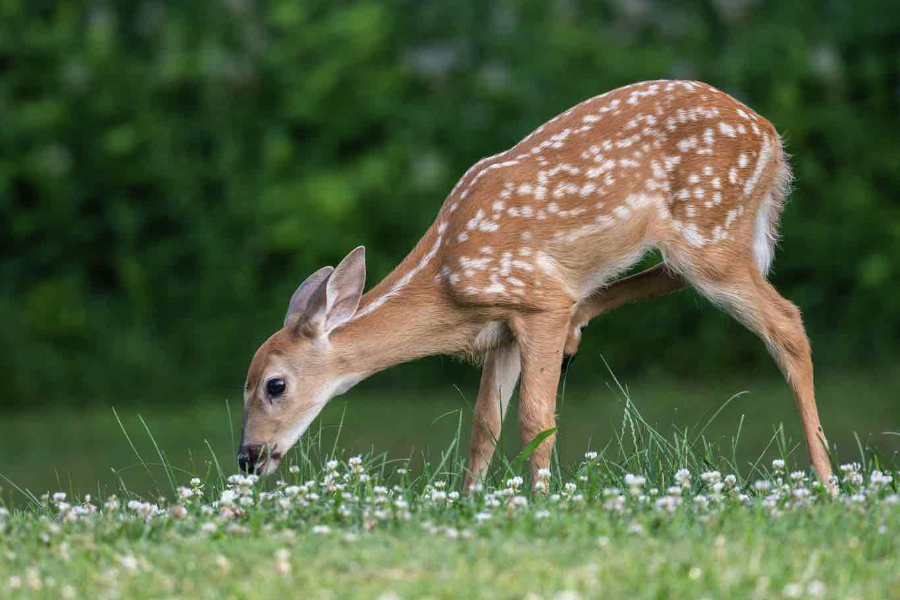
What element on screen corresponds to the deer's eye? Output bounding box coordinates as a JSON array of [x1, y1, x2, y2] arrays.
[[266, 378, 286, 397]]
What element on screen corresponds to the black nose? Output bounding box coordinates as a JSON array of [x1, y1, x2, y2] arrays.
[[238, 447, 257, 473]]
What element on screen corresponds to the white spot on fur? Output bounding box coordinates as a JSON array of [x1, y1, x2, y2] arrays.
[[744, 134, 772, 197]]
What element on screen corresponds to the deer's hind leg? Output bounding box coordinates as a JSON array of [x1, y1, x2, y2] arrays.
[[563, 263, 686, 368], [681, 261, 832, 484], [465, 343, 521, 492]]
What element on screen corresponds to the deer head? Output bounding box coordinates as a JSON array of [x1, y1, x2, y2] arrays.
[[238, 247, 366, 475]]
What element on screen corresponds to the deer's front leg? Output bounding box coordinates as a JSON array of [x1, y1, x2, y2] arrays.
[[464, 343, 521, 492], [510, 310, 570, 486]]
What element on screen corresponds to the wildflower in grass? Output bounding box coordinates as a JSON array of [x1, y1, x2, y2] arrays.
[[584, 451, 598, 461], [177, 486, 194, 500], [674, 468, 691, 488], [700, 471, 721, 486], [170, 505, 188, 520], [666, 486, 682, 497], [563, 482, 577, 494], [840, 463, 864, 486], [538, 467, 552, 479], [349, 455, 364, 473], [790, 471, 807, 483], [655, 495, 682, 513], [694, 495, 709, 511], [772, 459, 785, 472], [870, 470, 893, 487], [506, 476, 524, 490], [535, 509, 551, 519], [753, 480, 770, 492], [724, 474, 737, 488], [510, 495, 528, 508], [624, 473, 646, 497]]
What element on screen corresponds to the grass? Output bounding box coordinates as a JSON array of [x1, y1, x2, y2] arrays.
[[1, 374, 899, 600], [3, 367, 899, 505]]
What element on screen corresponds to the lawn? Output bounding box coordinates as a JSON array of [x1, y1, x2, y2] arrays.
[[2, 367, 899, 504], [1, 373, 900, 600]]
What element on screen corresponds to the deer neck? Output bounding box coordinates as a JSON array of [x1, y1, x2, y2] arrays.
[[330, 223, 475, 379]]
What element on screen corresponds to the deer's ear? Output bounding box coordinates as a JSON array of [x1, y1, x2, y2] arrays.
[[284, 266, 334, 328], [323, 246, 366, 333], [297, 247, 366, 336]]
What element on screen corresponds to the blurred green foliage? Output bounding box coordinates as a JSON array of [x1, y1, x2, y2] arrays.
[[2, 0, 899, 407]]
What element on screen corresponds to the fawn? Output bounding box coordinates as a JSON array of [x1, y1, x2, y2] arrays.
[[238, 80, 833, 488]]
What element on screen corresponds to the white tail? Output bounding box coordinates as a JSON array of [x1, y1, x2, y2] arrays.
[[238, 80, 831, 488]]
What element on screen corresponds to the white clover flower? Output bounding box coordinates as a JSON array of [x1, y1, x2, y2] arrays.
[[790, 471, 807, 482], [177, 486, 194, 500], [190, 477, 202, 487], [549, 494, 562, 503], [807, 580, 825, 597], [278, 497, 291, 510], [772, 459, 785, 471], [396, 467, 408, 475], [448, 491, 460, 501], [700, 471, 721, 485], [52, 492, 67, 503], [537, 468, 552, 479], [510, 495, 528, 508], [871, 470, 893, 486], [724, 474, 737, 488], [656, 496, 682, 513], [624, 474, 646, 488], [288, 465, 301, 474], [534, 481, 547, 492], [349, 456, 363, 467], [535, 509, 551, 519], [584, 451, 598, 461], [666, 486, 683, 497], [564, 482, 577, 494], [312, 524, 330, 534], [433, 480, 447, 489], [326, 460, 339, 470], [431, 490, 448, 503], [694, 495, 709, 510], [220, 490, 238, 505], [170, 505, 188, 520], [468, 482, 483, 494], [506, 476, 524, 489], [674, 469, 692, 488], [753, 480, 771, 491]]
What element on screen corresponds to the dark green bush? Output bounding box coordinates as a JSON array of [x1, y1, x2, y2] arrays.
[[2, 0, 898, 407]]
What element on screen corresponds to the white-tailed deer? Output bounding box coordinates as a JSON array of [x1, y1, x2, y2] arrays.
[[239, 80, 833, 487]]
